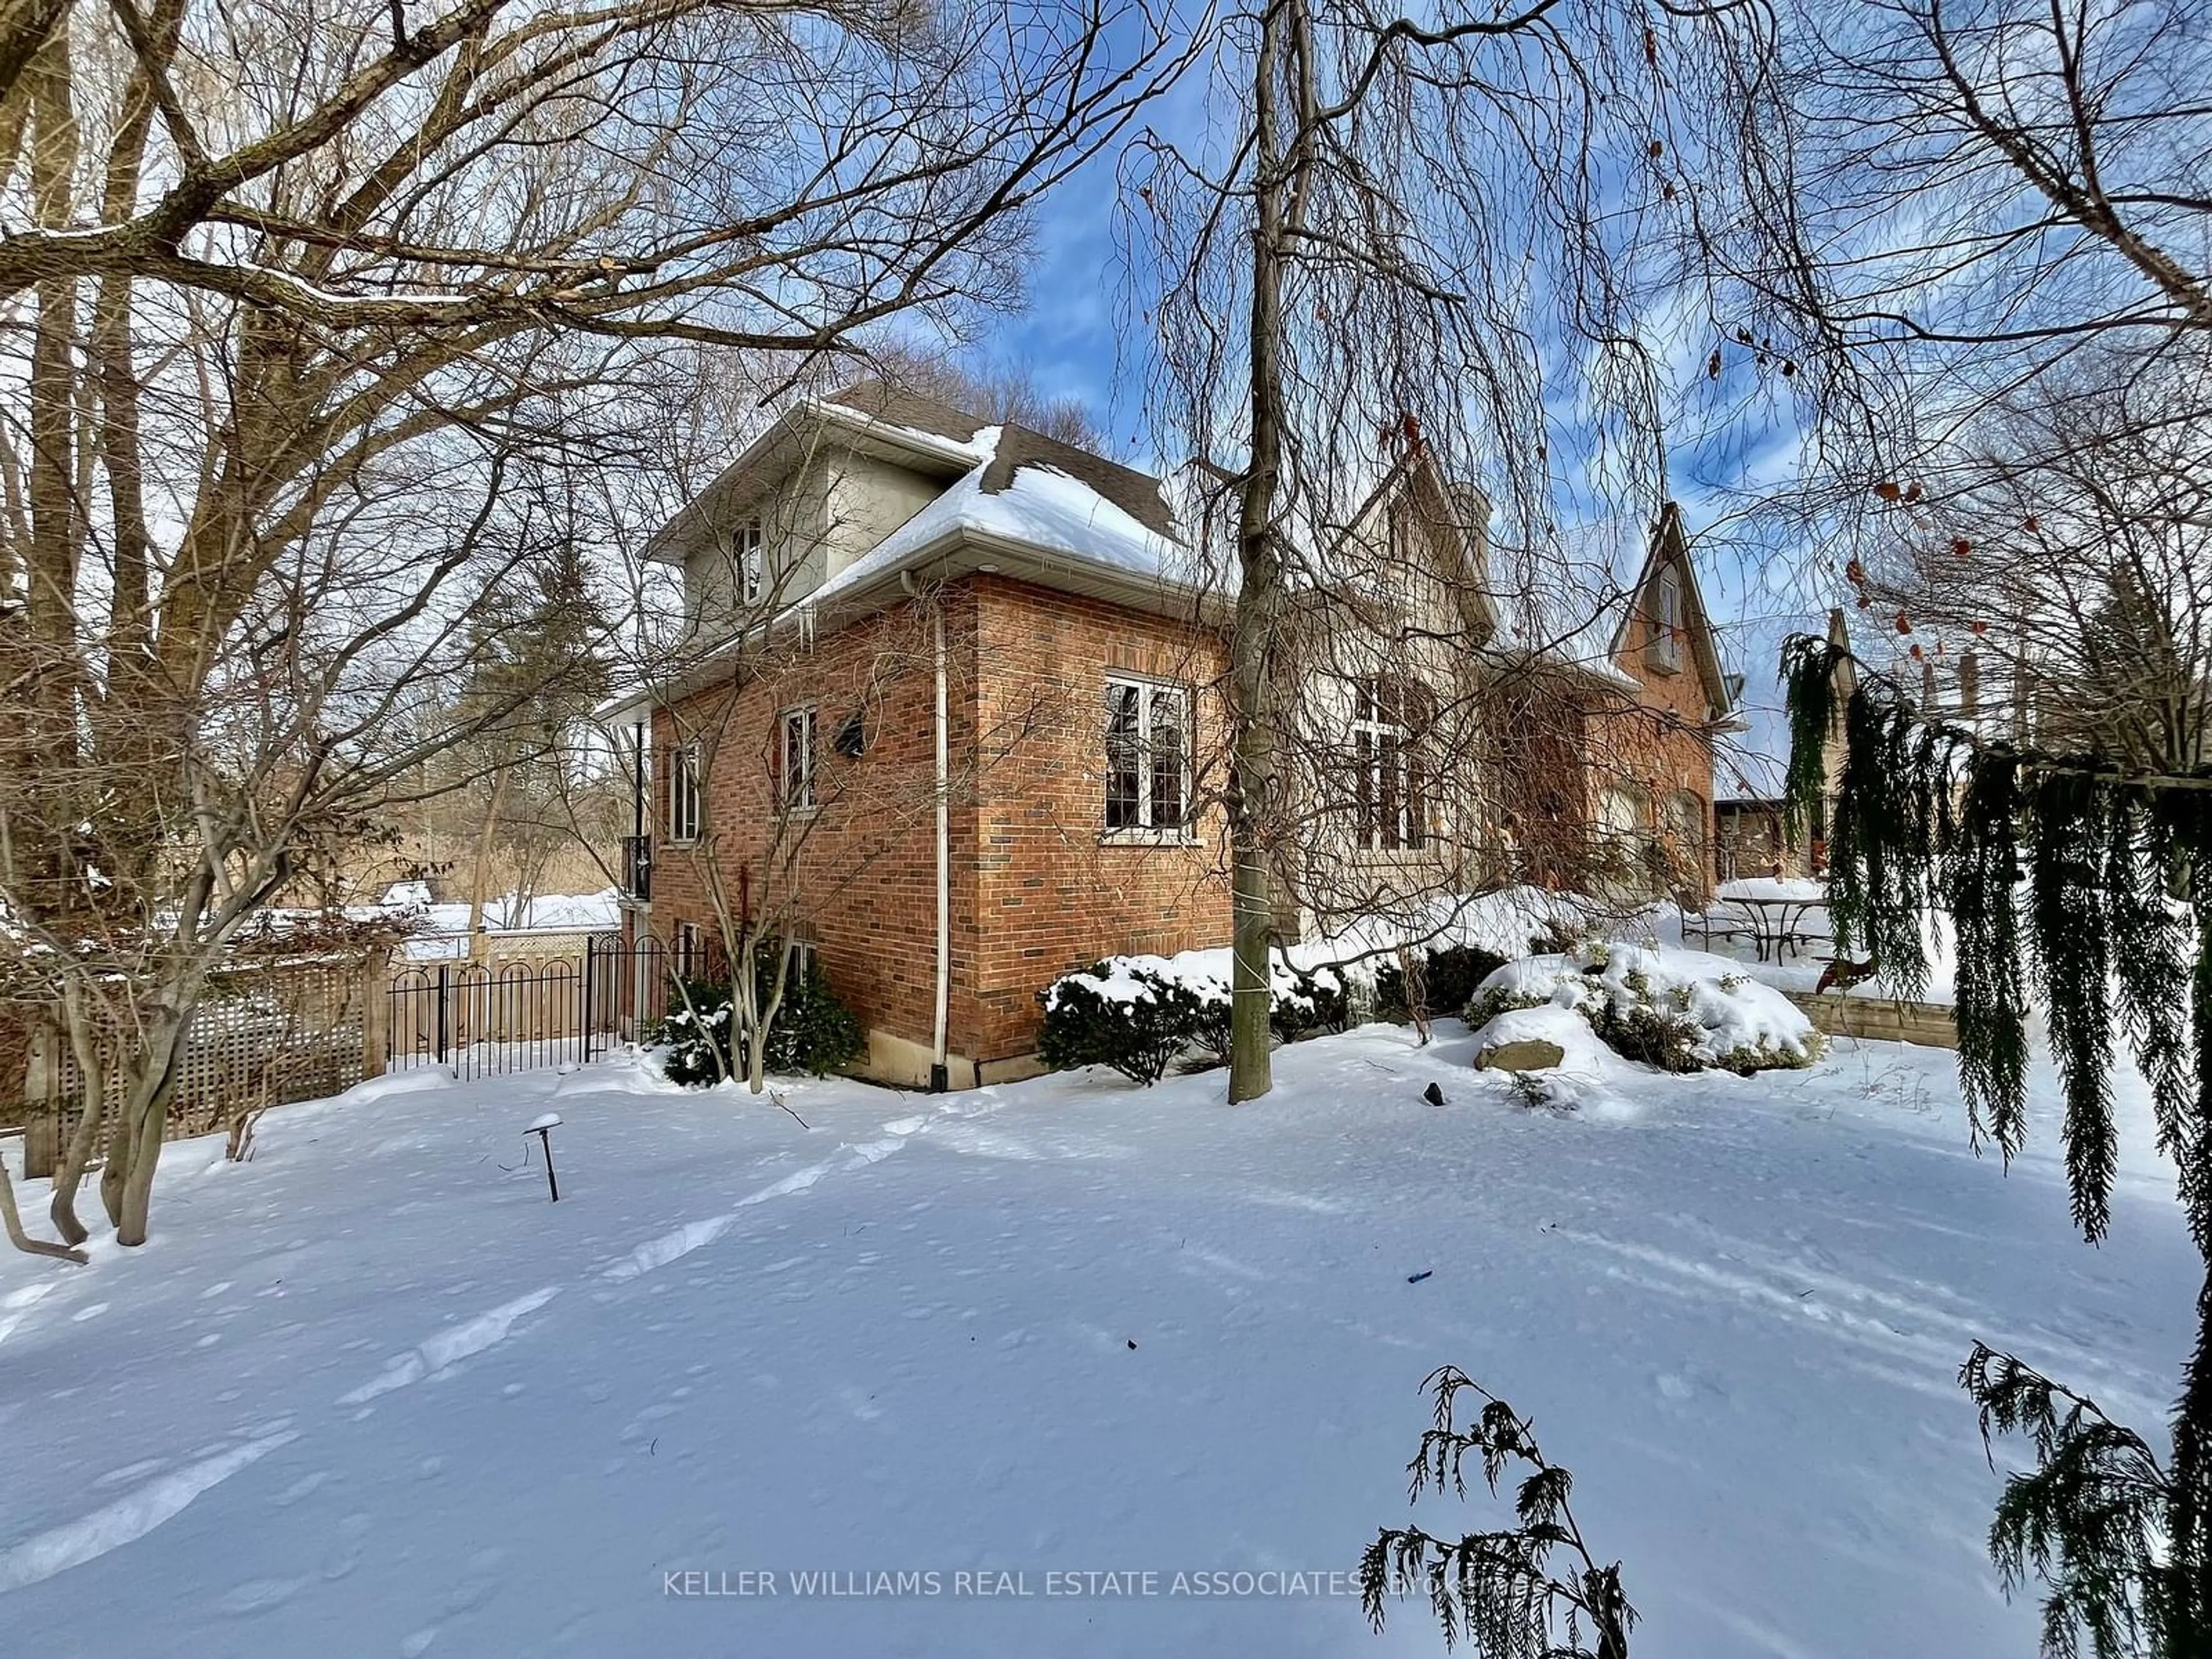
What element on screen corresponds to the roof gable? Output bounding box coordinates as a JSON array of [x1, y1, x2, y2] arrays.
[[1609, 503, 1736, 720]]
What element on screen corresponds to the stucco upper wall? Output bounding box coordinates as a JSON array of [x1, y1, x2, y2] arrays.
[[822, 453, 944, 586], [680, 446, 944, 633]]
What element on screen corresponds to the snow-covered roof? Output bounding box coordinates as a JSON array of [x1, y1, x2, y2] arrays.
[[623, 384, 1736, 721], [805, 438, 1200, 614]]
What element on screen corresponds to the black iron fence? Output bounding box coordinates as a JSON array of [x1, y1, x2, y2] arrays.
[[387, 933, 680, 1080]]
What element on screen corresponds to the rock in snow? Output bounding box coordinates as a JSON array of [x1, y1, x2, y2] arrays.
[[1476, 1037, 1569, 1071]]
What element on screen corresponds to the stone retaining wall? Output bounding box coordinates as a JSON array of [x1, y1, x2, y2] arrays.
[[1786, 991, 1958, 1050]]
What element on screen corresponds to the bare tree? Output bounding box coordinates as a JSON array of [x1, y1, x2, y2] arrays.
[[1841, 354, 2212, 777], [0, 0, 1190, 1253], [1124, 0, 1766, 1099], [858, 342, 1109, 450], [1719, 0, 2212, 500]]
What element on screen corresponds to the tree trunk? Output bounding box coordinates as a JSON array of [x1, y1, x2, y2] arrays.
[[466, 765, 510, 962], [49, 995, 107, 1244], [99, 1089, 131, 1227], [744, 938, 793, 1096], [1226, 0, 1303, 1104], [93, 1003, 187, 1247], [115, 1072, 172, 1247], [0, 1157, 85, 1264]]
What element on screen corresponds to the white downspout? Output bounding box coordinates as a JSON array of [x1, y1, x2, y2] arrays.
[[903, 573, 952, 1088]]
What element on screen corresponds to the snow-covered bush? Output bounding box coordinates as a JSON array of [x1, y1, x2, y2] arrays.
[[655, 950, 863, 1085], [1269, 965, 1354, 1043], [657, 980, 737, 1086], [1037, 953, 1355, 1084], [1463, 980, 1552, 1033], [1587, 999, 1705, 1073], [1038, 962, 1215, 1084], [1465, 942, 1824, 1074]]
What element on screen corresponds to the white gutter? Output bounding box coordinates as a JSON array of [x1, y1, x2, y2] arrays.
[[903, 570, 952, 1088]]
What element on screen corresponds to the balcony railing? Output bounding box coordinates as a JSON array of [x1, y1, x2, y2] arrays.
[[622, 834, 652, 903]]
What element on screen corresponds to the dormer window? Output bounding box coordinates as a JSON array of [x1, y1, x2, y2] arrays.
[[1649, 567, 1683, 671], [736, 518, 766, 605]]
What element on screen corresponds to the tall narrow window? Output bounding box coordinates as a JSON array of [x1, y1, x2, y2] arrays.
[[1350, 676, 1430, 851], [1103, 678, 1190, 832], [1651, 569, 1683, 670], [1665, 790, 1707, 895], [1597, 782, 1660, 894], [780, 704, 817, 811], [666, 742, 700, 843], [736, 519, 766, 605]]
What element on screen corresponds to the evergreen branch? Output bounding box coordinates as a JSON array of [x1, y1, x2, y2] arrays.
[[1780, 631, 2212, 1242], [1365, 1366, 1633, 1658]]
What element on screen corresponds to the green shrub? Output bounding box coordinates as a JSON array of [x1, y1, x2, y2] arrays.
[[1461, 984, 1553, 1031], [1271, 966, 1352, 1043], [761, 959, 865, 1077], [1464, 947, 1820, 1077], [1037, 965, 1214, 1085], [1039, 958, 1354, 1084], [656, 944, 863, 1086], [1586, 999, 1703, 1072], [1713, 1035, 1825, 1076], [657, 978, 736, 1086], [1374, 944, 1510, 1024]]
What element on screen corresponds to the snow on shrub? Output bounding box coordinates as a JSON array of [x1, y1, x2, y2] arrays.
[[656, 948, 864, 1086], [1037, 961, 1215, 1085], [657, 981, 737, 1086], [1037, 952, 1355, 1085], [1465, 942, 1824, 1075]]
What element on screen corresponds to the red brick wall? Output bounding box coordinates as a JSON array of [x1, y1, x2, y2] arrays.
[[646, 591, 979, 1055], [1593, 562, 1719, 895], [646, 577, 1231, 1073], [963, 577, 1231, 1061], [644, 563, 1709, 1072]]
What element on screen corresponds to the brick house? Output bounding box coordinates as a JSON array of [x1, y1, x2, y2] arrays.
[[605, 382, 1738, 1088]]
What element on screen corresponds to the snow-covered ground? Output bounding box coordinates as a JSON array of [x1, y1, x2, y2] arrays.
[[379, 888, 624, 960], [0, 1027, 2196, 1657]]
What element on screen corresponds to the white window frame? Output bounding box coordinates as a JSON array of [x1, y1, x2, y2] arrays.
[[1350, 676, 1430, 853], [736, 518, 766, 605], [779, 703, 817, 813], [666, 741, 701, 844], [1103, 676, 1191, 838]]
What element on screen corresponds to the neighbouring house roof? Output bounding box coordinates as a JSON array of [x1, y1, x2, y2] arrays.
[[979, 425, 1180, 541], [818, 380, 994, 446], [642, 382, 996, 569], [801, 427, 1198, 617]]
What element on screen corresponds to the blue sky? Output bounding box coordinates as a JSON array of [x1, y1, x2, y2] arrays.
[[987, 126, 1828, 785]]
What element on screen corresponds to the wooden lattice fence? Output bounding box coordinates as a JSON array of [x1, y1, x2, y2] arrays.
[[6, 949, 393, 1176]]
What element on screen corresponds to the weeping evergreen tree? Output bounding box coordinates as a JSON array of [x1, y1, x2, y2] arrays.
[[1783, 631, 2212, 1656]]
